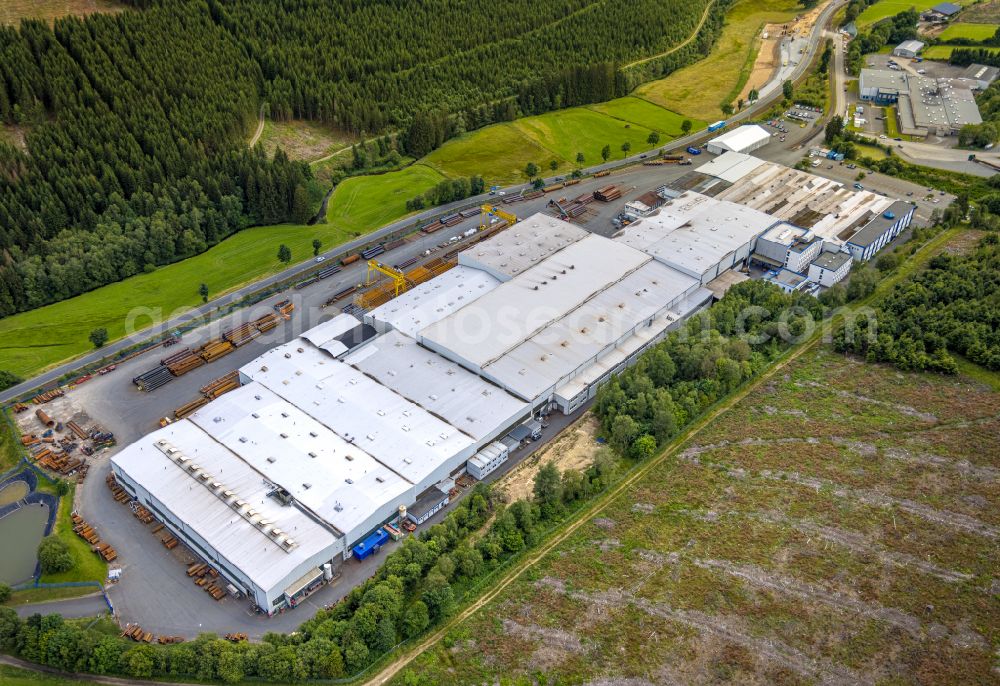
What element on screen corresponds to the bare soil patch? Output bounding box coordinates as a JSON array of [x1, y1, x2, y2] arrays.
[[496, 414, 601, 502]]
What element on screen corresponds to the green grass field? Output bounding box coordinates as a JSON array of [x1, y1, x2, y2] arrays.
[[938, 22, 999, 41], [0, 220, 363, 379], [923, 44, 1000, 59], [325, 163, 445, 231], [586, 97, 699, 135], [391, 342, 1000, 685], [422, 123, 556, 184], [634, 0, 801, 120], [510, 108, 657, 168], [855, 0, 933, 27]]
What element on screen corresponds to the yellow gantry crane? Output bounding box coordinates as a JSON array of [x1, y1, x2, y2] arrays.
[[365, 260, 409, 297], [479, 204, 518, 230]]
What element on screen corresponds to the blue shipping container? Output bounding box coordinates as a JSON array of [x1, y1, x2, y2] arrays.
[[353, 528, 390, 560]]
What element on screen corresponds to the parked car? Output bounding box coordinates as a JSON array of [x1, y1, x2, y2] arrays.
[[686, 146, 702, 155], [854, 183, 864, 190]]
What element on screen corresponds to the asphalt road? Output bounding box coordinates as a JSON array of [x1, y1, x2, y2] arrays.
[[13, 591, 108, 620]]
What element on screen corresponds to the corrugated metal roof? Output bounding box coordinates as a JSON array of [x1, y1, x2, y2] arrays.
[[695, 151, 769, 183], [241, 343, 475, 488], [480, 260, 699, 400], [112, 421, 340, 590], [366, 266, 499, 337], [457, 215, 589, 280], [345, 330, 529, 440], [422, 232, 651, 370], [188, 383, 412, 541], [616, 192, 775, 278]]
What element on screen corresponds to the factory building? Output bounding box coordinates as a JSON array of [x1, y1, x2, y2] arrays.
[[699, 152, 912, 260], [615, 191, 777, 284], [419, 220, 712, 413], [705, 125, 771, 155], [844, 200, 915, 261], [859, 69, 983, 136], [112, 169, 911, 613], [111, 421, 343, 613]]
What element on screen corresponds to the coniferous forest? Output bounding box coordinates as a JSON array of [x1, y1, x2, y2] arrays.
[[0, 0, 716, 317]]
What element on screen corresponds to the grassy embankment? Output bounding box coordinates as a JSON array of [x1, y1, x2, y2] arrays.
[[634, 0, 802, 121], [387, 230, 999, 685]]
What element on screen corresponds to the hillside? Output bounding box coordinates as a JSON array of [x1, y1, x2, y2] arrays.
[[0, 0, 718, 322], [393, 341, 1000, 685]]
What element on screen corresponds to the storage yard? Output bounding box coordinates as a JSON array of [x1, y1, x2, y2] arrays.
[[7, 146, 942, 636]]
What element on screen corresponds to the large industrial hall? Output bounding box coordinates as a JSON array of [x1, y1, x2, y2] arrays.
[[110, 152, 916, 617]]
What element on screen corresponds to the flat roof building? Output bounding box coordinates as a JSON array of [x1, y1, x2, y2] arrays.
[[187, 383, 413, 548], [365, 266, 499, 338], [808, 250, 853, 288], [457, 215, 589, 280], [615, 191, 777, 284], [860, 69, 983, 135], [241, 343, 476, 493], [344, 329, 529, 443], [111, 421, 343, 613], [421, 215, 709, 411]]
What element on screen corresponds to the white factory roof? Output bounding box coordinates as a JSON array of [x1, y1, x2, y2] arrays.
[[694, 151, 768, 184], [112, 421, 339, 591], [616, 192, 776, 277], [481, 260, 700, 400], [366, 266, 500, 337], [457, 214, 589, 280], [241, 343, 475, 488], [706, 125, 770, 153], [421, 232, 651, 371], [187, 383, 412, 539], [299, 313, 363, 356], [553, 292, 709, 403], [344, 330, 529, 440]]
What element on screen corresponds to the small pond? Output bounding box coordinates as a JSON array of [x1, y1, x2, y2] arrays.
[[0, 501, 50, 585], [0, 480, 29, 506]]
